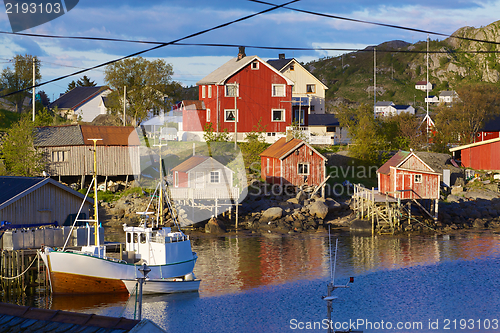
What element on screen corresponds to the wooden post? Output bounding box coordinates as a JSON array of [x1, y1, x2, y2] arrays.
[[236, 203, 239, 229], [104, 175, 108, 192], [434, 198, 439, 221], [81, 175, 85, 190]]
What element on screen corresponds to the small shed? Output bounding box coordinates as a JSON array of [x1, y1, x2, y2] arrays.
[[171, 156, 233, 189], [259, 137, 327, 187], [377, 151, 440, 200], [35, 125, 141, 183], [450, 137, 500, 171], [0, 176, 92, 226]]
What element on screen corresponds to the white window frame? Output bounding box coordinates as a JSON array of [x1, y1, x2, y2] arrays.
[[272, 109, 285, 122], [224, 109, 238, 122], [251, 61, 259, 70], [225, 84, 239, 97], [414, 174, 422, 183], [306, 84, 316, 94], [206, 108, 211, 122], [210, 171, 220, 184], [52, 150, 66, 162], [174, 171, 179, 187], [208, 85, 212, 98], [201, 85, 206, 99], [272, 84, 286, 97], [298, 162, 310, 175]]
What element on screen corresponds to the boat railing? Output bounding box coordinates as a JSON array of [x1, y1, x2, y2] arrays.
[[152, 234, 189, 244]]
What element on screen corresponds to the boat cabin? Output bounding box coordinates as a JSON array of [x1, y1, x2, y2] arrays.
[[123, 226, 193, 266]]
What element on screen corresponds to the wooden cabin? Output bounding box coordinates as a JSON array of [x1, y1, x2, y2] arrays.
[[0, 176, 92, 226], [377, 151, 440, 200], [35, 125, 141, 184], [259, 137, 327, 187]]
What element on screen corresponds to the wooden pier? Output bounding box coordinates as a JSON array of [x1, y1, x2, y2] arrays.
[[353, 184, 437, 235], [0, 249, 48, 297]]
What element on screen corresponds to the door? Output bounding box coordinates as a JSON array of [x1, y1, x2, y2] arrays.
[[195, 172, 205, 189]]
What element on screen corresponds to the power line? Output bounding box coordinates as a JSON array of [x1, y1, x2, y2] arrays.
[[249, 0, 500, 46], [0, 0, 299, 99]]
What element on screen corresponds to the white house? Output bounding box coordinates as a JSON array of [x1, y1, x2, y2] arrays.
[[374, 101, 394, 117], [49, 86, 111, 123], [267, 54, 328, 125], [425, 95, 439, 103], [415, 81, 433, 92], [389, 105, 415, 116], [439, 91, 458, 104]]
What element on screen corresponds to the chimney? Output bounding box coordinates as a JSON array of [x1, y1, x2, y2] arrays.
[[237, 46, 246, 61], [279, 53, 285, 59]]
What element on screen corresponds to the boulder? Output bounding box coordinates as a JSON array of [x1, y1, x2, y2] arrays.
[[325, 198, 342, 212], [296, 191, 307, 202], [450, 186, 463, 195], [259, 207, 283, 223], [205, 217, 226, 233], [309, 201, 329, 219]]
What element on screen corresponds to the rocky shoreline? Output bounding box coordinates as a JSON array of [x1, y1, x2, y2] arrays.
[[97, 178, 500, 237]]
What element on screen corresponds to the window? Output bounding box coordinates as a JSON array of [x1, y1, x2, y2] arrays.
[[251, 61, 259, 70], [201, 85, 206, 98], [266, 158, 270, 174], [174, 171, 179, 187], [298, 162, 309, 175], [272, 84, 285, 97], [290, 64, 295, 71], [208, 85, 212, 98], [272, 109, 285, 122], [225, 109, 237, 122], [414, 174, 422, 183], [267, 132, 276, 136], [140, 233, 146, 244], [310, 105, 315, 112], [52, 151, 66, 162], [225, 84, 238, 97], [306, 84, 316, 93], [210, 171, 220, 183], [326, 127, 336, 133], [206, 108, 211, 122]]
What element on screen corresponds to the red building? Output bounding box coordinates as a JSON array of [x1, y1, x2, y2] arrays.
[[450, 137, 500, 171], [259, 137, 327, 187], [474, 115, 500, 143], [377, 151, 440, 200], [195, 47, 294, 140]]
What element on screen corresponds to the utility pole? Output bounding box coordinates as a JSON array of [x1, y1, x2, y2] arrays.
[[32, 57, 35, 122], [123, 86, 127, 126], [426, 35, 430, 147], [374, 47, 377, 114], [233, 83, 238, 150]]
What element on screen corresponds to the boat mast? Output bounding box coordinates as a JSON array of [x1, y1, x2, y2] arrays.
[[88, 138, 102, 246]]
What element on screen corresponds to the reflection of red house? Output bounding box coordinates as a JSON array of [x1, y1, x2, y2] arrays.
[[196, 48, 294, 139], [259, 137, 327, 187], [177, 100, 206, 132], [450, 137, 500, 171], [377, 151, 440, 200]]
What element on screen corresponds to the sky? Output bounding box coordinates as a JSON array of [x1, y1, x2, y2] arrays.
[[0, 0, 499, 102]]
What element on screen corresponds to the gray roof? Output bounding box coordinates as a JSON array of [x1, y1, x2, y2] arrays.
[[49, 86, 109, 110], [34, 125, 84, 147], [308, 114, 340, 126], [197, 56, 259, 85], [375, 101, 394, 106], [439, 90, 456, 97], [267, 58, 293, 71], [0, 302, 147, 333], [392, 105, 412, 110]]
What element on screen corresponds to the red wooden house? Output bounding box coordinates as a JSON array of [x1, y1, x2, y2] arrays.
[[377, 151, 440, 200], [474, 115, 500, 143], [195, 47, 294, 140], [259, 137, 327, 187], [450, 137, 500, 171]]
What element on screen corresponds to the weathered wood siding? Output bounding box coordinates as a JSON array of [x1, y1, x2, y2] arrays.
[[0, 183, 90, 225], [41, 146, 140, 176], [399, 155, 433, 172], [393, 170, 439, 200], [263, 144, 325, 187]]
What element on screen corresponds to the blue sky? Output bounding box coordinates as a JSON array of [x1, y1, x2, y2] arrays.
[[0, 0, 499, 101]]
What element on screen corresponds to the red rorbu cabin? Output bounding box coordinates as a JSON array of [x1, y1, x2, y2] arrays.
[[377, 151, 440, 200], [260, 137, 327, 187]]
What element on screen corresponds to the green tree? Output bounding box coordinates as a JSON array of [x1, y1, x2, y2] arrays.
[[66, 75, 97, 92], [104, 57, 174, 125], [239, 119, 269, 174], [434, 84, 500, 146], [2, 116, 43, 176], [0, 54, 41, 113]]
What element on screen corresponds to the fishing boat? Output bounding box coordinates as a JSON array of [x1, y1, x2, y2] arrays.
[[39, 139, 200, 295]]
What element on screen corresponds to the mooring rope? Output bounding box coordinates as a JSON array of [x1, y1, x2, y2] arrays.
[[0, 252, 39, 280]]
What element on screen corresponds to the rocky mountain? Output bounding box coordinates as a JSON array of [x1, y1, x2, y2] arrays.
[[305, 20, 500, 111]]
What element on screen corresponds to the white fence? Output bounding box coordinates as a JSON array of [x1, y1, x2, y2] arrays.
[[170, 187, 241, 200]]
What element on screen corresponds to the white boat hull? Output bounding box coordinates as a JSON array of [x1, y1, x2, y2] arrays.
[[40, 248, 197, 295], [122, 279, 201, 294]]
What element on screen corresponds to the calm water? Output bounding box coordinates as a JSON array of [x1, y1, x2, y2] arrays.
[[24, 230, 500, 332]]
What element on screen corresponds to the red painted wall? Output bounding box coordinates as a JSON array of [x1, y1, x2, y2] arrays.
[[199, 61, 292, 134], [174, 171, 189, 188], [261, 144, 325, 186], [460, 140, 500, 170], [475, 131, 500, 143], [182, 109, 207, 131]]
